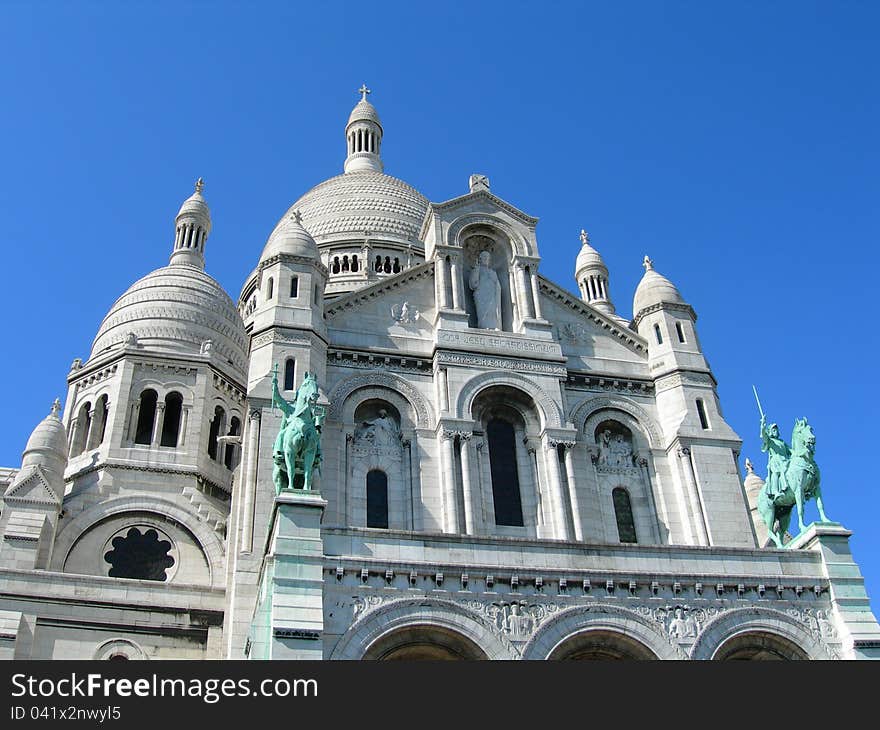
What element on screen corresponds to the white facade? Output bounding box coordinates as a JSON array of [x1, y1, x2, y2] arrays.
[[1, 91, 878, 661]]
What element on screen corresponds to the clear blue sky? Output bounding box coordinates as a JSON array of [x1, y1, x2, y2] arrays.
[[2, 3, 878, 601]]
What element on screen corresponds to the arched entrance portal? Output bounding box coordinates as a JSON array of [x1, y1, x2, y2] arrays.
[[363, 625, 488, 661], [548, 630, 658, 660], [713, 631, 809, 660]]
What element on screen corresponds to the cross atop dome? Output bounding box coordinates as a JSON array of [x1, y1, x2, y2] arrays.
[[580, 229, 590, 246], [195, 177, 204, 194], [291, 209, 303, 224], [358, 84, 371, 101], [51, 398, 61, 416], [643, 255, 654, 272], [345, 85, 383, 173]]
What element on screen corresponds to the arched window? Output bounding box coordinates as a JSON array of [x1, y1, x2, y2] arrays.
[[160, 392, 183, 447], [696, 398, 710, 430], [392, 257, 401, 273], [342, 255, 350, 272], [224, 416, 241, 470], [207, 406, 225, 461], [267, 277, 274, 299], [676, 321, 686, 343], [104, 527, 174, 581], [486, 418, 524, 526], [290, 276, 299, 298], [366, 470, 389, 528], [71, 401, 92, 455], [332, 257, 340, 274], [351, 254, 359, 272], [612, 487, 637, 543], [284, 358, 296, 391], [96, 394, 109, 445], [654, 324, 663, 345], [375, 255, 382, 272], [383, 256, 391, 273], [134, 390, 158, 445]]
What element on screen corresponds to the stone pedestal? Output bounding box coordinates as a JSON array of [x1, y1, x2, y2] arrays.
[[249, 490, 327, 660], [790, 522, 880, 659]]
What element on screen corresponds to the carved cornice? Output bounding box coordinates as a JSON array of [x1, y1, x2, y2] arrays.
[[250, 328, 316, 350], [566, 372, 654, 395], [654, 370, 717, 393], [328, 349, 433, 374], [64, 460, 232, 496]]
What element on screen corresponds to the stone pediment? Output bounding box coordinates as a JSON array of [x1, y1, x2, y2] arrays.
[[324, 260, 435, 322], [538, 277, 647, 358], [422, 189, 538, 237], [3, 466, 61, 507]]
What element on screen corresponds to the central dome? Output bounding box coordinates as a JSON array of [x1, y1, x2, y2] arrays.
[[275, 170, 429, 247]]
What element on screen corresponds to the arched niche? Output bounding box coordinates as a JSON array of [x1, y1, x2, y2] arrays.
[[363, 625, 488, 660], [713, 631, 809, 661], [460, 227, 515, 332], [548, 630, 659, 660]]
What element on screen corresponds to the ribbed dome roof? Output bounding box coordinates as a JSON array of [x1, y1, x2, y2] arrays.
[[347, 99, 382, 128], [633, 256, 686, 316], [575, 231, 607, 275], [24, 401, 67, 460], [280, 171, 429, 245], [260, 213, 319, 261], [90, 265, 248, 378], [177, 189, 210, 220]]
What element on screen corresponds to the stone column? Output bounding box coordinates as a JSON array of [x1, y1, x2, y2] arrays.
[[127, 403, 139, 443], [440, 430, 459, 533], [449, 254, 462, 311], [507, 268, 520, 325], [526, 440, 543, 529], [459, 432, 476, 534], [677, 446, 709, 545], [475, 439, 489, 527], [342, 432, 353, 526], [67, 417, 81, 457], [529, 268, 543, 319], [151, 402, 166, 447], [239, 409, 261, 554], [516, 264, 534, 319], [84, 407, 98, 450], [436, 366, 449, 414], [637, 454, 663, 544], [562, 442, 584, 541], [403, 438, 414, 530], [436, 255, 451, 309], [544, 438, 572, 541], [178, 406, 190, 447]]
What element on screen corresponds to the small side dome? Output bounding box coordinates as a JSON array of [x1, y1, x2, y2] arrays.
[[633, 255, 686, 317], [260, 211, 319, 262], [743, 458, 765, 502], [21, 399, 68, 472]]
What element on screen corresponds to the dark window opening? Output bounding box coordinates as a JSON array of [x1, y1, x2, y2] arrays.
[[366, 470, 389, 528], [487, 419, 525, 526], [284, 358, 296, 391], [104, 527, 174, 581], [654, 324, 663, 345], [290, 276, 299, 298], [676, 321, 686, 343], [224, 416, 241, 470], [207, 406, 225, 460], [351, 254, 359, 272], [696, 399, 710, 430], [160, 392, 183, 447], [134, 390, 158, 445], [613, 488, 637, 543]]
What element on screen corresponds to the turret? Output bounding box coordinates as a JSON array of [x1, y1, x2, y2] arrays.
[[169, 178, 211, 268], [575, 230, 615, 315], [344, 85, 383, 173]]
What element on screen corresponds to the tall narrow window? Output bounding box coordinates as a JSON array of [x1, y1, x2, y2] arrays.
[[72, 401, 92, 455], [366, 470, 389, 528], [160, 392, 183, 447], [613, 487, 637, 543], [654, 324, 663, 345], [134, 390, 158, 445], [487, 419, 525, 527], [696, 399, 710, 430], [676, 321, 686, 343], [267, 277, 274, 299], [283, 358, 296, 391], [290, 276, 299, 298], [96, 395, 109, 444], [224, 417, 241, 470], [207, 406, 225, 460], [351, 254, 359, 272]]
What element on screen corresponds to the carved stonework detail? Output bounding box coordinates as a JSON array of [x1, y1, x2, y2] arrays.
[[327, 372, 431, 428], [390, 301, 420, 324], [436, 351, 567, 377]]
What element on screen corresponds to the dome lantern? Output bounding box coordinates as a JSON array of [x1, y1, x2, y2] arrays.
[[344, 85, 384, 174], [575, 229, 615, 314], [169, 178, 212, 268]]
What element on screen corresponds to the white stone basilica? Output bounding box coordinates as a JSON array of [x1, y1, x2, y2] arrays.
[[1, 89, 878, 660]]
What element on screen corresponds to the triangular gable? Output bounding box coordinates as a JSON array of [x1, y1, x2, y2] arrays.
[[4, 466, 61, 507], [324, 260, 436, 323], [420, 189, 538, 240], [538, 276, 648, 359]]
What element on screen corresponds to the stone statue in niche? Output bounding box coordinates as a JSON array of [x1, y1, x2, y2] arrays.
[[469, 250, 502, 330], [356, 409, 400, 449]]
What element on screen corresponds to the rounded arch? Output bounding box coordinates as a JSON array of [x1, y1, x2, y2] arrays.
[[457, 371, 563, 428], [447, 214, 534, 258], [689, 607, 834, 660], [50, 495, 226, 588], [330, 598, 516, 660], [569, 395, 662, 449], [93, 638, 148, 661], [521, 604, 683, 660], [327, 372, 433, 428]]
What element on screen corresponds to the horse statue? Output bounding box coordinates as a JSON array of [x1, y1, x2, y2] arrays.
[[271, 366, 323, 493], [757, 416, 830, 548]]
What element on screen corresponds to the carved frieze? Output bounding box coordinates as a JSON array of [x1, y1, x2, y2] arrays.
[[437, 351, 567, 377]]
